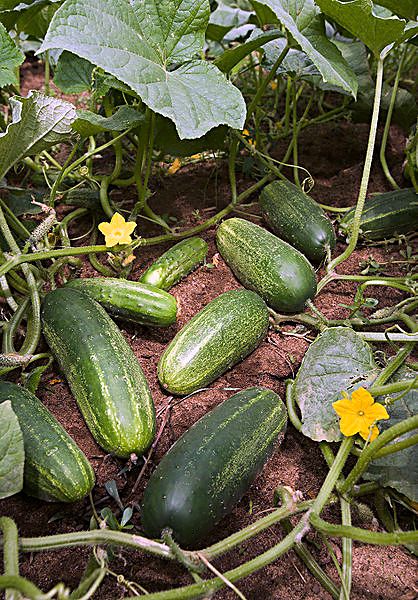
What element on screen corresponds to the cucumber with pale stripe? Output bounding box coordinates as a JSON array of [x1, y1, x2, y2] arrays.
[[139, 237, 208, 290], [66, 277, 177, 327], [216, 218, 317, 313], [158, 290, 269, 395], [259, 180, 336, 262], [0, 381, 95, 502], [42, 287, 155, 458], [339, 188, 418, 241], [141, 386, 287, 547]]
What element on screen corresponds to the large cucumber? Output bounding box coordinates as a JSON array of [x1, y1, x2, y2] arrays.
[[139, 237, 209, 290], [216, 218, 317, 313], [259, 180, 336, 262], [158, 290, 269, 395], [66, 278, 177, 327], [42, 287, 155, 458], [340, 188, 418, 241], [141, 386, 287, 547], [0, 381, 95, 502]]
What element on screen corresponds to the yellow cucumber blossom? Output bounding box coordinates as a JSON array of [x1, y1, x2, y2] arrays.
[[98, 213, 136, 248], [167, 157, 182, 175], [332, 387, 389, 442]]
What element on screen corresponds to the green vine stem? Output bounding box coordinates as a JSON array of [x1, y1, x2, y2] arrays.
[[0, 577, 42, 600], [370, 380, 417, 398], [0, 517, 21, 600], [339, 499, 352, 600], [322, 57, 385, 279], [379, 46, 406, 190], [310, 514, 418, 545]]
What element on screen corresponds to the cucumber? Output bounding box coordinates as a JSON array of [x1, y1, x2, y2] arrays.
[[340, 188, 418, 241], [42, 287, 155, 458], [66, 278, 177, 327], [0, 381, 95, 502], [141, 386, 287, 547], [158, 290, 269, 395], [139, 237, 208, 290], [216, 218, 317, 313], [259, 180, 336, 262]]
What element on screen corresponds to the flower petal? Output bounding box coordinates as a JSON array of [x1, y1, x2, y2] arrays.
[[123, 221, 137, 235], [332, 398, 356, 418], [359, 425, 379, 442], [339, 414, 365, 437], [365, 402, 390, 421], [351, 387, 374, 410], [117, 233, 133, 245], [98, 222, 112, 235], [111, 212, 125, 226]]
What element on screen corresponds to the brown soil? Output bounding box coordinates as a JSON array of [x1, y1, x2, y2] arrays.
[[0, 61, 417, 599]]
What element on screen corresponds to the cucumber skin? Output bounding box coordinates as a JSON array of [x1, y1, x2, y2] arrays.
[[141, 387, 287, 547], [139, 237, 208, 291], [340, 188, 418, 240], [0, 382, 95, 502], [259, 180, 336, 262], [158, 290, 269, 396], [216, 218, 317, 313], [66, 278, 177, 327], [42, 288, 156, 458]]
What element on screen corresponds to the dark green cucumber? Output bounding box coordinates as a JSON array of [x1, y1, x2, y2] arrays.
[[66, 278, 177, 327], [259, 180, 336, 262], [141, 386, 287, 547], [0, 381, 95, 502], [216, 218, 317, 313], [139, 237, 208, 290], [340, 188, 418, 241], [42, 287, 155, 458], [158, 290, 269, 395]]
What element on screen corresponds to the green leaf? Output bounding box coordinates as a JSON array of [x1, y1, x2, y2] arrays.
[[215, 29, 280, 73], [0, 186, 44, 214], [363, 368, 418, 502], [53, 51, 94, 93], [39, 0, 246, 139], [0, 0, 61, 10], [0, 21, 24, 87], [0, 400, 24, 500], [253, 0, 358, 96], [375, 1, 417, 21], [207, 1, 252, 42], [0, 90, 76, 181], [293, 327, 377, 442], [316, 0, 406, 57], [73, 106, 144, 137], [153, 115, 227, 156]]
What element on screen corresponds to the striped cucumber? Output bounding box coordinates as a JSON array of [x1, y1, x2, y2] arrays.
[[259, 180, 336, 262], [158, 290, 269, 395], [340, 188, 418, 241], [141, 386, 287, 547], [0, 381, 95, 502], [216, 218, 317, 313], [42, 287, 155, 458], [66, 278, 177, 327], [139, 237, 208, 290]]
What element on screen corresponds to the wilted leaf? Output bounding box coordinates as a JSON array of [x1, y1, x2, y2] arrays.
[[0, 21, 24, 87], [39, 0, 246, 139], [73, 106, 144, 137], [0, 90, 76, 181], [0, 400, 24, 500], [293, 327, 377, 442]]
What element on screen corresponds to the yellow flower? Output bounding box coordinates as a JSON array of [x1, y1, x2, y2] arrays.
[[98, 213, 136, 248], [242, 129, 250, 137], [270, 81, 278, 91], [167, 158, 182, 175], [122, 253, 136, 267], [332, 387, 389, 442]]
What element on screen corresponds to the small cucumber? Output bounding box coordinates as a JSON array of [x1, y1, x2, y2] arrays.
[[141, 386, 287, 547], [340, 188, 418, 241], [66, 278, 177, 327], [42, 287, 155, 458], [158, 290, 269, 395], [259, 180, 336, 262], [0, 381, 95, 502], [139, 237, 208, 290], [216, 218, 317, 313]]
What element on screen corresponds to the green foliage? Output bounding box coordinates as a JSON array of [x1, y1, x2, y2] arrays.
[[39, 0, 246, 139], [0, 400, 24, 500], [73, 106, 144, 137], [375, 0, 417, 21], [0, 21, 24, 87], [53, 50, 93, 93]]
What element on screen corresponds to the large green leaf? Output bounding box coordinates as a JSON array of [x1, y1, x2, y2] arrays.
[[0, 0, 60, 10], [375, 1, 417, 21], [215, 29, 280, 72], [293, 327, 377, 442], [253, 0, 358, 96], [207, 1, 252, 42], [53, 51, 94, 93], [316, 0, 406, 57], [0, 400, 24, 500], [0, 21, 24, 87], [73, 106, 144, 137], [0, 90, 76, 181], [39, 0, 246, 139], [363, 368, 418, 502]]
